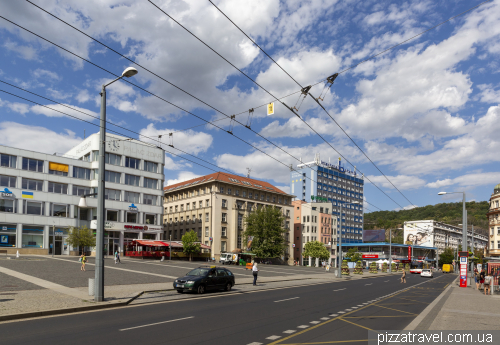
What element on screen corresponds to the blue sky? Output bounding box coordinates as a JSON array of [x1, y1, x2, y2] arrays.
[[1, 0, 500, 213]]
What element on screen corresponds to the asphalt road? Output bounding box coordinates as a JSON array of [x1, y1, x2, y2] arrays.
[[0, 271, 455, 345]]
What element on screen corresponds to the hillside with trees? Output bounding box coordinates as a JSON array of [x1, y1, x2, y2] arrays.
[[364, 201, 490, 243]]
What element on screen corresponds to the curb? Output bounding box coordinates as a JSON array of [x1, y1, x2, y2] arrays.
[[404, 275, 458, 331]]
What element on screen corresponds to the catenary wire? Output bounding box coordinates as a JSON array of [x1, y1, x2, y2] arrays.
[[208, 0, 490, 208], [148, 0, 405, 209]]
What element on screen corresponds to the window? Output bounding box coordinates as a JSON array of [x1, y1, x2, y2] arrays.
[[205, 226, 209, 236], [125, 157, 140, 169], [0, 175, 16, 188], [219, 186, 224, 193], [221, 242, 227, 252], [267, 195, 270, 202], [52, 204, 69, 217], [186, 203, 190, 211], [24, 200, 44, 215], [0, 154, 17, 168], [243, 191, 246, 197], [107, 210, 119, 222], [124, 191, 140, 204], [143, 194, 157, 206], [105, 171, 121, 183], [222, 213, 227, 222], [144, 178, 158, 189], [73, 167, 91, 179], [48, 182, 68, 194], [260, 194, 264, 201], [105, 189, 121, 201], [0, 199, 15, 213], [205, 213, 209, 222], [22, 178, 43, 191], [73, 185, 91, 196], [249, 192, 253, 198], [126, 212, 137, 223], [181, 204, 184, 211], [81, 153, 90, 162], [222, 199, 227, 208], [105, 153, 121, 166], [22, 158, 43, 172], [144, 161, 158, 173], [222, 227, 227, 237], [199, 200, 203, 208], [227, 188, 231, 195], [192, 202, 196, 209], [125, 174, 140, 186], [49, 162, 69, 176], [206, 199, 209, 207], [237, 236, 242, 249], [235, 190, 239, 196], [145, 214, 156, 225]]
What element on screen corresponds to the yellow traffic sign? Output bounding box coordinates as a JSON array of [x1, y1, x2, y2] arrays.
[[267, 102, 274, 116]]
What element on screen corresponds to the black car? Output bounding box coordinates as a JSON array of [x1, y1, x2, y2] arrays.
[[173, 266, 235, 294]]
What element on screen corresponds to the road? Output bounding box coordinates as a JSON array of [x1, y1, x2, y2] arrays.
[[0, 271, 455, 345]]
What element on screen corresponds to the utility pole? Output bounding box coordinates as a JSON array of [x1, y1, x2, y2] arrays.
[[389, 228, 392, 273]]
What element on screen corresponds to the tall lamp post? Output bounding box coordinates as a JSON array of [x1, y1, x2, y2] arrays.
[[337, 201, 360, 278], [388, 227, 403, 273], [95, 67, 138, 302], [438, 191, 467, 254]]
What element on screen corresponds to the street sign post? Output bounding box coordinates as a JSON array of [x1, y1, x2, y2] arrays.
[[460, 256, 468, 288]]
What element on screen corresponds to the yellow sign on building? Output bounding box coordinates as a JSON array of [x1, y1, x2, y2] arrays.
[[267, 102, 274, 116]]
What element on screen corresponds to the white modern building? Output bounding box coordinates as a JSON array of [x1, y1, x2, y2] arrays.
[[0, 132, 164, 255], [404, 220, 488, 255]]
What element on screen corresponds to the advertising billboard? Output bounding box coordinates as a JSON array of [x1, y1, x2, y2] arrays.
[[404, 222, 434, 247], [362, 229, 386, 242]]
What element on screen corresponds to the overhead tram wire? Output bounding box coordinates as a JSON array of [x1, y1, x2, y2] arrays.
[[148, 0, 405, 209], [0, 12, 345, 208], [208, 0, 491, 208]]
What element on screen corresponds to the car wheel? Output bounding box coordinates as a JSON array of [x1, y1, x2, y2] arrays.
[[197, 285, 205, 294], [225, 283, 232, 291], [177, 290, 183, 293]]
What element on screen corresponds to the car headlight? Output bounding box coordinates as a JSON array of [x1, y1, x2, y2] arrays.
[[186, 281, 195, 284], [175, 280, 178, 283]]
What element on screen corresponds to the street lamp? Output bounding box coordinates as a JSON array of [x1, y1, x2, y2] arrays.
[[388, 227, 403, 273], [95, 67, 138, 302], [337, 201, 360, 278], [438, 191, 467, 254]]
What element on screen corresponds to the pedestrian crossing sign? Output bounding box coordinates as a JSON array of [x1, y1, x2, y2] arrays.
[[267, 102, 274, 115]]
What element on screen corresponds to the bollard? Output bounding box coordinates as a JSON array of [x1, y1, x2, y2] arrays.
[[89, 278, 95, 296]]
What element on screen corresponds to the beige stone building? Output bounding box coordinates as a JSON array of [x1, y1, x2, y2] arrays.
[[487, 183, 500, 257], [163, 172, 295, 263]]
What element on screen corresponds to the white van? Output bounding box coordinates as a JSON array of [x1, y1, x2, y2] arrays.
[[220, 253, 236, 265]]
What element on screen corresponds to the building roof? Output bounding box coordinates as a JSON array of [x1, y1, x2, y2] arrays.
[[164, 171, 291, 196]]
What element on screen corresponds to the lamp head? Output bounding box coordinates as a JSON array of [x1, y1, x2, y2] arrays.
[[438, 192, 447, 195], [78, 197, 88, 208], [121, 67, 138, 78]]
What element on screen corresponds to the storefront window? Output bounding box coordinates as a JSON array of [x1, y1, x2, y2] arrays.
[[143, 233, 156, 240], [0, 224, 16, 247], [126, 212, 137, 223], [22, 226, 44, 248], [107, 210, 119, 222]]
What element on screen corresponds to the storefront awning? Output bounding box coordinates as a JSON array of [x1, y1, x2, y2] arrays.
[[132, 240, 169, 247]]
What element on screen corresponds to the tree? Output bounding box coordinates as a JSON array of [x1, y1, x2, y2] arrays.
[[67, 226, 96, 253], [346, 247, 362, 262], [243, 206, 287, 258], [302, 241, 330, 261], [182, 230, 201, 261], [438, 247, 455, 266]]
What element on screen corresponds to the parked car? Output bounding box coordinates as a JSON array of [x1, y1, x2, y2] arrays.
[[442, 264, 453, 273], [173, 266, 235, 294], [421, 269, 433, 278]]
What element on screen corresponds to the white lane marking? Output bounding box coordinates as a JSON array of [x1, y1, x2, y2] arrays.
[[297, 325, 309, 329], [357, 305, 364, 307], [365, 283, 372, 286], [119, 316, 194, 331], [352, 307, 358, 309], [266, 335, 281, 340], [345, 309, 352, 311], [310, 321, 320, 324], [333, 288, 346, 291], [247, 343, 263, 345], [274, 297, 300, 303], [385, 280, 390, 282], [283, 330, 296, 334], [329, 314, 338, 317], [320, 317, 330, 320], [338, 311, 346, 314]]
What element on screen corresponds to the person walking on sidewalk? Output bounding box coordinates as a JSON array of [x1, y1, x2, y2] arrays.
[[474, 268, 479, 290], [401, 269, 406, 283], [116, 250, 121, 264], [114, 250, 118, 264], [484, 272, 492, 295], [479, 269, 486, 290], [252, 262, 259, 286], [80, 254, 86, 271]]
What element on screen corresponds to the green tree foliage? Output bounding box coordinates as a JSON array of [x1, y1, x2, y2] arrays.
[[243, 206, 286, 258], [346, 247, 362, 262], [302, 241, 330, 260], [182, 230, 201, 261], [67, 226, 96, 252], [439, 247, 455, 266], [364, 201, 489, 236]]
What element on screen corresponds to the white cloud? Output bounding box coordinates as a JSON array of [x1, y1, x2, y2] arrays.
[[47, 88, 72, 100], [32, 68, 60, 81], [275, 185, 290, 194], [427, 172, 500, 189], [366, 174, 426, 190], [76, 89, 91, 103], [30, 103, 98, 121], [0, 122, 82, 153], [166, 171, 201, 186], [139, 123, 213, 155], [3, 40, 38, 60], [0, 98, 30, 114], [477, 85, 500, 103]]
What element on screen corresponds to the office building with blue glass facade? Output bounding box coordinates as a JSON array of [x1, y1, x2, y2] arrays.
[[290, 154, 364, 244]]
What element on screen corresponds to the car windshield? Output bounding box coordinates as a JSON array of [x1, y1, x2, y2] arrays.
[[422, 270, 430, 272], [186, 268, 209, 276]]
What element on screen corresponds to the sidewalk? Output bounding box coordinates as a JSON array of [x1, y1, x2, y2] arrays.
[[406, 278, 500, 330]]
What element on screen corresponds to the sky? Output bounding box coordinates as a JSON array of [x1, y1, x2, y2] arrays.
[[0, 0, 500, 213]]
